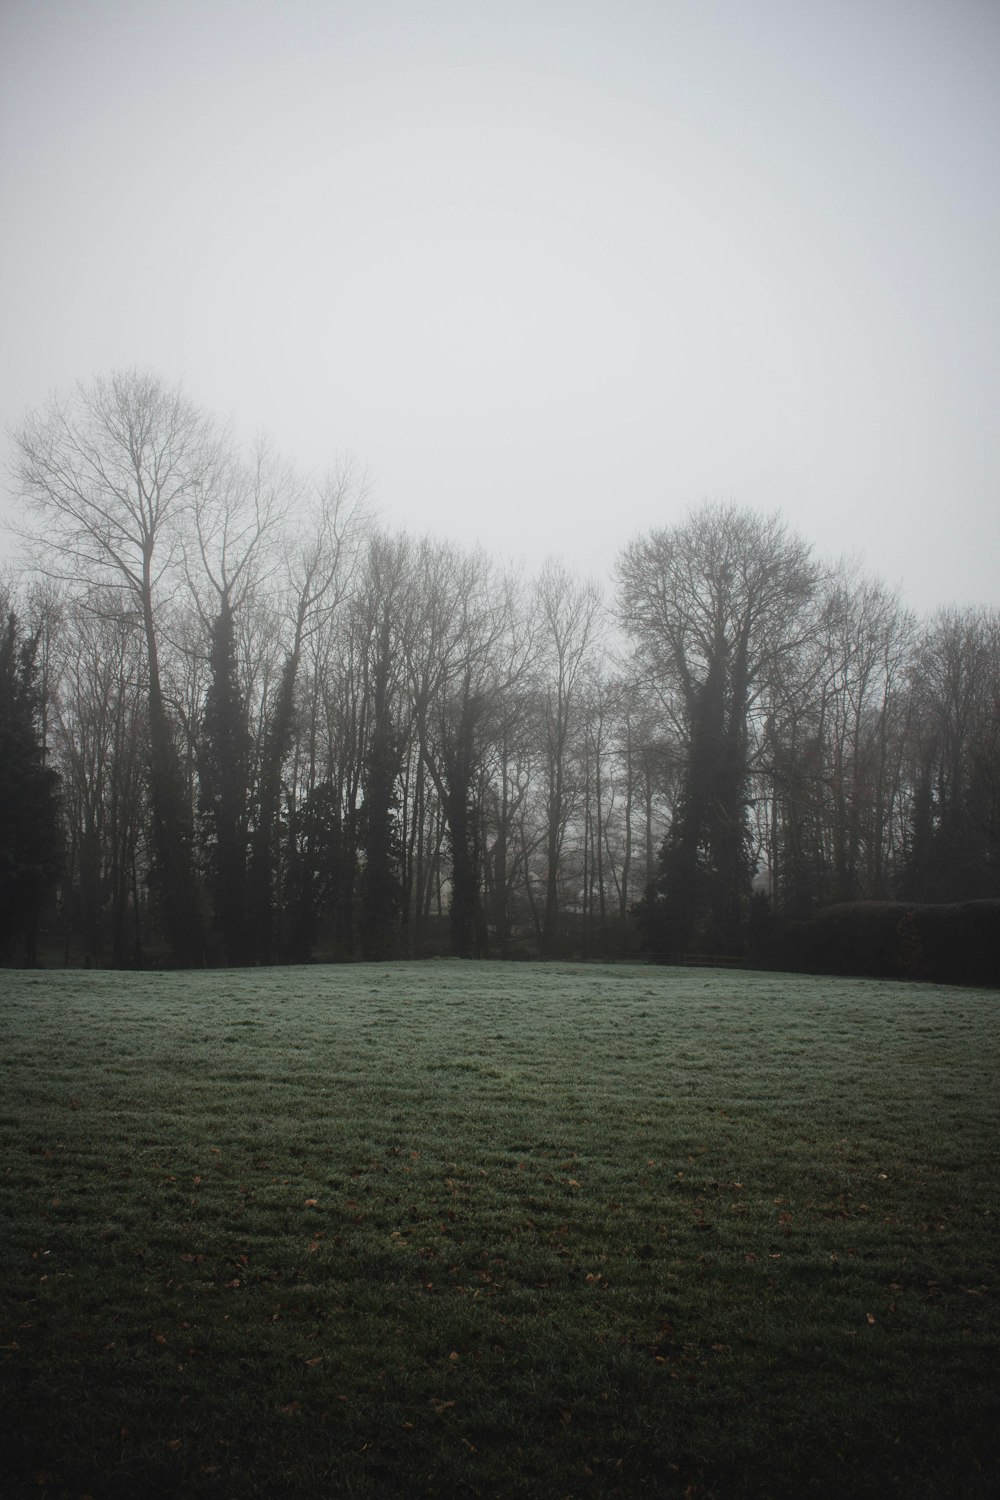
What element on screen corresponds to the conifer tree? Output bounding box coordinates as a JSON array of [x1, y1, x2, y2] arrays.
[[198, 597, 251, 963], [0, 608, 62, 964]]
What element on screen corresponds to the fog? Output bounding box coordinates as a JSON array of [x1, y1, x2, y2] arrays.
[[1, 0, 998, 611]]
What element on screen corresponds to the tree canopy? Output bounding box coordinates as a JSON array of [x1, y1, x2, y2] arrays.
[[5, 372, 998, 968]]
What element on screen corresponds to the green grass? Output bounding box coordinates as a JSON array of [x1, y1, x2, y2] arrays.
[[2, 961, 998, 1499]]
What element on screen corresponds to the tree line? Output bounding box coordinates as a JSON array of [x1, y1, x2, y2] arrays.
[[2, 371, 997, 967]]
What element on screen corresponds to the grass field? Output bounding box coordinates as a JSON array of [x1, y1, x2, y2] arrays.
[[2, 961, 998, 1499]]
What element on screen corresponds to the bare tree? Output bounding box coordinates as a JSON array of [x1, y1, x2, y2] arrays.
[[51, 592, 148, 964], [533, 561, 603, 955], [903, 607, 1000, 899], [618, 502, 817, 954], [11, 371, 219, 963], [406, 542, 530, 957], [249, 467, 365, 961], [816, 567, 913, 901], [185, 438, 298, 963]]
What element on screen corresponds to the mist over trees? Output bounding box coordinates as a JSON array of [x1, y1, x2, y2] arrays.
[[4, 372, 998, 967]]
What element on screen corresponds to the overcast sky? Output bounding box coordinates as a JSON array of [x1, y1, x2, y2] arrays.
[[1, 0, 998, 615]]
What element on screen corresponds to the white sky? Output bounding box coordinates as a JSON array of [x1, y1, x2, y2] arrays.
[[1, 0, 998, 615]]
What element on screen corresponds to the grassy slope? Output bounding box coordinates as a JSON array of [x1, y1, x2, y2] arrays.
[[1, 962, 998, 1498]]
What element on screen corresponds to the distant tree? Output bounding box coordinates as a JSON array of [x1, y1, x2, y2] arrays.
[[296, 596, 366, 958], [283, 778, 350, 960], [815, 569, 913, 903], [53, 593, 147, 964], [198, 596, 252, 962], [902, 608, 1000, 899], [619, 503, 817, 955], [249, 472, 362, 962], [356, 534, 411, 959], [407, 543, 525, 958], [534, 561, 602, 956], [0, 600, 62, 964], [480, 585, 540, 957], [11, 371, 217, 964], [482, 696, 538, 954], [761, 567, 913, 918], [611, 675, 680, 924], [187, 439, 294, 963]]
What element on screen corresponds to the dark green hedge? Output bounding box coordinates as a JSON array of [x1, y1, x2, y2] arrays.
[[754, 900, 1000, 988]]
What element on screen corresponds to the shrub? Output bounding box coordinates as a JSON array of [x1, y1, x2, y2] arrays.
[[756, 899, 1000, 988]]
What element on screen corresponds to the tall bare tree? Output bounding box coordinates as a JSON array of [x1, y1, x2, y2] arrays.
[[619, 503, 817, 954], [53, 592, 147, 964], [406, 543, 529, 957], [534, 561, 603, 955], [903, 607, 1000, 899], [186, 438, 296, 962], [249, 468, 364, 961], [816, 568, 913, 901], [11, 371, 219, 963]]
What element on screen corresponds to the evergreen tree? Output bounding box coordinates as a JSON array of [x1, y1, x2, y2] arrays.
[[0, 609, 62, 964], [360, 717, 404, 959], [198, 597, 251, 963], [283, 779, 350, 960]]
